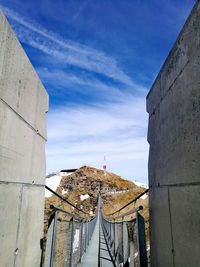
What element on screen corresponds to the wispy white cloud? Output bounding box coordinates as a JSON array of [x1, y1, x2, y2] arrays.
[[2, 6, 134, 86], [37, 67, 147, 99], [48, 97, 146, 140], [46, 95, 149, 182]]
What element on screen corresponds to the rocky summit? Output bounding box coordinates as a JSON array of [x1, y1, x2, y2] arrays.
[[44, 166, 148, 238], [43, 166, 150, 265]]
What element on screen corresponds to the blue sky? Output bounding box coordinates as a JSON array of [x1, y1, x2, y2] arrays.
[[0, 0, 195, 183]]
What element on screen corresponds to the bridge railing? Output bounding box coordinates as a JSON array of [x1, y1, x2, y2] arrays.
[[44, 205, 97, 267], [100, 196, 148, 267]]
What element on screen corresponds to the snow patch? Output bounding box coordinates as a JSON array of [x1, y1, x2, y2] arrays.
[[73, 229, 80, 253], [141, 193, 147, 200], [80, 194, 90, 201], [60, 171, 73, 176], [45, 174, 62, 197], [62, 188, 68, 195], [133, 180, 148, 189]]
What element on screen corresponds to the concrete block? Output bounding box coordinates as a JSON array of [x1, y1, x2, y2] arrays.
[[169, 185, 200, 267], [147, 2, 200, 266], [0, 183, 45, 267], [149, 187, 173, 267], [0, 9, 48, 267], [0, 101, 46, 184], [148, 60, 200, 187], [14, 185, 45, 267], [0, 183, 22, 267], [0, 11, 48, 139], [160, 43, 188, 102], [147, 1, 200, 117]]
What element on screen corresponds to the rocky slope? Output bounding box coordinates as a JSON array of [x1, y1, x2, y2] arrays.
[[44, 166, 149, 240], [45, 166, 144, 212]]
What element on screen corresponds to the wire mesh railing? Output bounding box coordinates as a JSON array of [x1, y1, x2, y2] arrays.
[[43, 185, 97, 267], [100, 203, 148, 267], [43, 187, 149, 267], [44, 205, 97, 267]]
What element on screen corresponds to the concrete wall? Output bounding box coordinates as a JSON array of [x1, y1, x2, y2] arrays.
[[147, 1, 200, 266], [0, 11, 48, 267]]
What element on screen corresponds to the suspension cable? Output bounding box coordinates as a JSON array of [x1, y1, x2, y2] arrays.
[[106, 188, 149, 216], [113, 205, 143, 220], [45, 185, 90, 215], [50, 204, 83, 220]]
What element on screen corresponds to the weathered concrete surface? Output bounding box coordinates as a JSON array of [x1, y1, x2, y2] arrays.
[[0, 10, 48, 267], [147, 1, 200, 266]]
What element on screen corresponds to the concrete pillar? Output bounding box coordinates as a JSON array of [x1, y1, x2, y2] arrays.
[[147, 1, 200, 266], [0, 10, 48, 267]]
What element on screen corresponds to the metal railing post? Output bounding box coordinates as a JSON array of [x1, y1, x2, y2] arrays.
[[122, 217, 124, 265], [136, 212, 147, 267], [129, 226, 135, 267], [50, 211, 58, 267], [79, 220, 83, 262], [87, 221, 89, 246], [123, 220, 129, 266], [110, 222, 111, 242], [84, 222, 87, 252], [69, 217, 74, 267]]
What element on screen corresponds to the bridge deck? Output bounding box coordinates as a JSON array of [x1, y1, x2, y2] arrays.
[[77, 215, 99, 267], [99, 227, 114, 267], [78, 216, 114, 267]]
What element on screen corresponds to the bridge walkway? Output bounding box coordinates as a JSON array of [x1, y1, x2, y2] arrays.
[[78, 215, 114, 267], [99, 226, 114, 267], [77, 215, 99, 267]]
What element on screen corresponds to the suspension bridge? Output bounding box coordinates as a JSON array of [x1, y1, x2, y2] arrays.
[[43, 188, 148, 267], [1, 1, 200, 267]]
